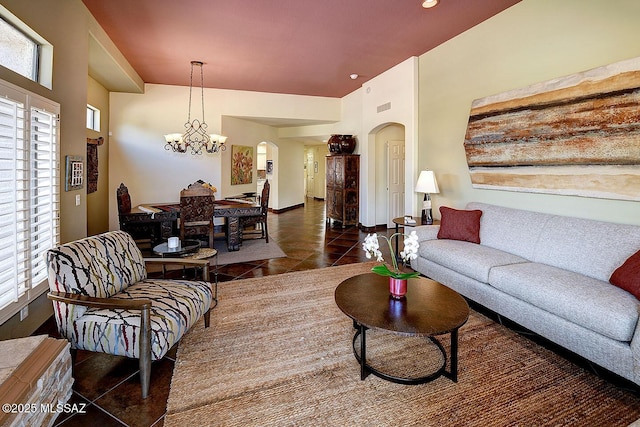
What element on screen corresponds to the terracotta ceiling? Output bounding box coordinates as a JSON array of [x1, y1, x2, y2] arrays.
[[82, 0, 520, 98]]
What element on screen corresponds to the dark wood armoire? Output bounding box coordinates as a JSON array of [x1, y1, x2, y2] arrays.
[[326, 154, 359, 227]]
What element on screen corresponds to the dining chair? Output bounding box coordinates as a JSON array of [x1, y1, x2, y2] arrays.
[[241, 180, 270, 243], [179, 181, 217, 248], [117, 183, 159, 249]]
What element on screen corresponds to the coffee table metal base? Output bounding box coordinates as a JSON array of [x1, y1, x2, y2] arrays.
[[352, 322, 459, 385]]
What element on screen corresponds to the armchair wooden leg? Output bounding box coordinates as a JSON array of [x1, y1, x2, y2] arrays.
[[139, 304, 152, 399], [204, 308, 211, 328]]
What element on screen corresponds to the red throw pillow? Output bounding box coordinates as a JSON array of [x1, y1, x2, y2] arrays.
[[437, 206, 482, 244], [610, 249, 640, 300]]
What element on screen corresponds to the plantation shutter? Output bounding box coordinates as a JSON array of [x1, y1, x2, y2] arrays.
[[0, 79, 59, 318], [0, 92, 26, 309], [29, 104, 59, 289]]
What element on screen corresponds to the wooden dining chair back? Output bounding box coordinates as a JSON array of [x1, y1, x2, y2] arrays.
[[116, 183, 132, 215], [241, 180, 270, 243], [116, 183, 157, 250], [180, 181, 217, 248]]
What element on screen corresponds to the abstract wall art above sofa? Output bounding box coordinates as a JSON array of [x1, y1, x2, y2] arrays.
[[464, 56, 640, 201]]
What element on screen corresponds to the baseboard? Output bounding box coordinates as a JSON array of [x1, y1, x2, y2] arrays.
[[271, 203, 304, 214]]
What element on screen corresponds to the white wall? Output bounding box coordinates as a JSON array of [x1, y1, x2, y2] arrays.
[[283, 56, 419, 228], [356, 57, 419, 227], [419, 0, 640, 225], [222, 117, 277, 198], [109, 84, 340, 229]]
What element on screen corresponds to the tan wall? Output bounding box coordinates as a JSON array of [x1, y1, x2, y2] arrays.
[[87, 76, 110, 236], [0, 0, 90, 243], [419, 0, 640, 225], [0, 0, 138, 337]]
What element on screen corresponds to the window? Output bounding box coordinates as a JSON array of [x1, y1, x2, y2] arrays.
[[0, 6, 53, 89], [0, 78, 59, 324], [86, 104, 100, 131], [0, 17, 38, 81]]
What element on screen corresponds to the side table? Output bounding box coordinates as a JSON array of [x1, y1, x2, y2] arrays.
[[152, 239, 201, 257], [391, 217, 441, 258], [391, 216, 419, 258]]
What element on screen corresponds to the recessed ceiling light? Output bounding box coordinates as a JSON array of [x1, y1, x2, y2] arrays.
[[350, 73, 359, 80], [422, 0, 439, 8]]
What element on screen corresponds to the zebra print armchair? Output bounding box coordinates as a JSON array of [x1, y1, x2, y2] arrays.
[[45, 230, 213, 398]]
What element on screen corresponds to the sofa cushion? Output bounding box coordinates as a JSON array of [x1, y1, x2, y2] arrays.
[[610, 249, 640, 299], [488, 262, 639, 342], [532, 215, 640, 282], [72, 278, 212, 360], [418, 239, 528, 283], [437, 206, 482, 243], [466, 202, 550, 260]]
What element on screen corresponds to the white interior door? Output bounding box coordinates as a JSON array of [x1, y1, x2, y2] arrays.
[[387, 140, 405, 228]]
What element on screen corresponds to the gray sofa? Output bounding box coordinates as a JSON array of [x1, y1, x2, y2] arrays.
[[411, 202, 640, 387]]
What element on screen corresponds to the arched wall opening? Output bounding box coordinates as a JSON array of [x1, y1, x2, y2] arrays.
[[366, 122, 407, 228]]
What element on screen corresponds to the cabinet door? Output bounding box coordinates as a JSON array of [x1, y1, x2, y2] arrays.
[[334, 157, 344, 187], [326, 157, 336, 186], [333, 189, 344, 218]]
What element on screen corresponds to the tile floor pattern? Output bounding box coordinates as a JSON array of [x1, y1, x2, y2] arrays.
[[36, 198, 398, 427]]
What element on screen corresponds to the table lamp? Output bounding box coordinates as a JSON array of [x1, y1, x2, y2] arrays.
[[415, 170, 439, 225]]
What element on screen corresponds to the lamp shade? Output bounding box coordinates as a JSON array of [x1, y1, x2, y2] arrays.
[[415, 170, 439, 194]]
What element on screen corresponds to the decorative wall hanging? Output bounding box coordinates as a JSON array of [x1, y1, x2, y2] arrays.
[[65, 155, 83, 191], [231, 145, 253, 185], [86, 136, 104, 193], [463, 56, 640, 201]]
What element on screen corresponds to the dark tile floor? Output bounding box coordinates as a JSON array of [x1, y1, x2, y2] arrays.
[[37, 198, 394, 427]]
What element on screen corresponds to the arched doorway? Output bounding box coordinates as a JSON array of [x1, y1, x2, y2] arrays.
[[372, 123, 406, 228]]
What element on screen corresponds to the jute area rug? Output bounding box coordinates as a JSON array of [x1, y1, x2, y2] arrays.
[[166, 263, 640, 426]]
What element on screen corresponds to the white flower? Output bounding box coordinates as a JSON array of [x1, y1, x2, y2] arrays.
[[363, 231, 421, 279], [400, 231, 419, 262], [362, 233, 383, 262]]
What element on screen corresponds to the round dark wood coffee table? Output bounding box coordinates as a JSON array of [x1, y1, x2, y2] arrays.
[[335, 273, 469, 384]]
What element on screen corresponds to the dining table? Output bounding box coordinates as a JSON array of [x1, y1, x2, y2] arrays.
[[121, 199, 261, 251]]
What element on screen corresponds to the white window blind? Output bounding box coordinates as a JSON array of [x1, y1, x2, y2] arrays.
[[0, 79, 59, 323]]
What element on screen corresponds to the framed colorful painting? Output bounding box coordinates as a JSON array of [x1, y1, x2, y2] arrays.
[[231, 145, 253, 185]]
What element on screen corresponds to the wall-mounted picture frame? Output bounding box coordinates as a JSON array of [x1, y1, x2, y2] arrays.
[[65, 155, 84, 191], [231, 145, 253, 185], [266, 160, 273, 175]]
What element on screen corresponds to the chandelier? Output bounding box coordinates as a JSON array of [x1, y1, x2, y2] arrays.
[[164, 61, 227, 155]]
